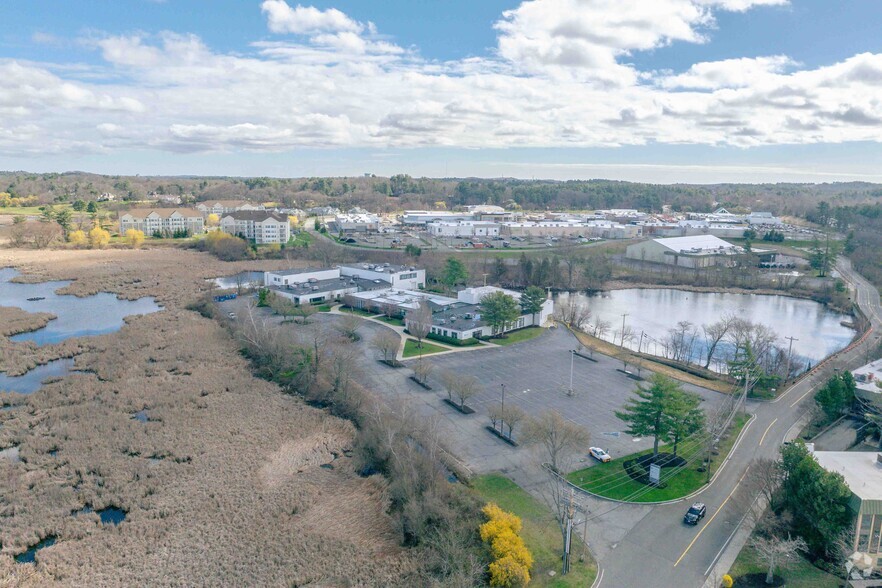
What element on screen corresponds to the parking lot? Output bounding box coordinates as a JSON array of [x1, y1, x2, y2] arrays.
[[347, 318, 728, 472]]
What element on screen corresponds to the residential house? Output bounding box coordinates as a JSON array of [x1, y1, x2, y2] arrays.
[[119, 209, 204, 237], [220, 211, 290, 244]]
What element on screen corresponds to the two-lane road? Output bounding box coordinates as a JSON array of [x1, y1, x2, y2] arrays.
[[590, 258, 882, 588]]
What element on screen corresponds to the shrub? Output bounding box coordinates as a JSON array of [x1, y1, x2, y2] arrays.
[[124, 229, 145, 249], [481, 502, 532, 587], [427, 332, 480, 346], [68, 229, 88, 247], [89, 225, 111, 248]]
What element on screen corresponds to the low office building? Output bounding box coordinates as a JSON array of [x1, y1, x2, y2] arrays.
[[196, 200, 264, 217], [853, 359, 882, 410], [220, 211, 290, 244], [626, 235, 761, 268], [814, 452, 882, 568], [401, 210, 474, 225], [333, 213, 381, 233], [264, 264, 425, 305], [119, 209, 205, 237], [427, 221, 501, 238]]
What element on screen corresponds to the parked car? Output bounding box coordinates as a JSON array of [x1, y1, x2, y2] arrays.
[[683, 502, 706, 525], [589, 447, 611, 463]]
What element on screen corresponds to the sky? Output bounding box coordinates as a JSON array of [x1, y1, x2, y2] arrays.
[[2, 0, 882, 183]]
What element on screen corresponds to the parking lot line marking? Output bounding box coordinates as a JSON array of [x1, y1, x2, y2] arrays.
[[673, 466, 749, 568], [759, 418, 777, 446]]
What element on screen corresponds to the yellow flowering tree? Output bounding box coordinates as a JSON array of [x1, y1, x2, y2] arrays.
[[206, 213, 220, 228], [481, 503, 532, 587], [89, 225, 111, 249], [68, 230, 88, 248], [125, 229, 145, 249]]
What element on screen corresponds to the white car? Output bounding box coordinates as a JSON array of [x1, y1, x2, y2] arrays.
[[589, 447, 611, 463]]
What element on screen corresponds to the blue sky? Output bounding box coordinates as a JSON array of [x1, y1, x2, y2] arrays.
[[2, 0, 882, 183]]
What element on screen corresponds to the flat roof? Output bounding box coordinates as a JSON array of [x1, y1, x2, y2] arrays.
[[341, 263, 422, 274], [348, 288, 457, 310], [854, 359, 882, 395], [814, 451, 882, 501], [652, 235, 735, 252], [267, 267, 335, 277], [269, 276, 388, 296]]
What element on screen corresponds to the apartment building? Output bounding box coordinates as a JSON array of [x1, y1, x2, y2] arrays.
[[118, 209, 205, 237], [196, 200, 264, 217], [220, 211, 290, 244]]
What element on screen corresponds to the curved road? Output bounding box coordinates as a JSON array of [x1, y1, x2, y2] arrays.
[[587, 258, 882, 588]]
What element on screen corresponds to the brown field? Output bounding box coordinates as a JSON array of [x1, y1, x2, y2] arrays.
[[0, 307, 56, 338], [0, 247, 420, 586]]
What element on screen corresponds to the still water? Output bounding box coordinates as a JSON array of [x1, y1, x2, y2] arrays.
[[560, 288, 855, 366], [211, 271, 264, 289], [0, 358, 75, 394], [0, 268, 161, 345]]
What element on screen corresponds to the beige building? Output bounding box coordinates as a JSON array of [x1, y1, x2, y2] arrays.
[[220, 211, 290, 244], [196, 200, 264, 217], [815, 452, 882, 569], [119, 209, 204, 237]]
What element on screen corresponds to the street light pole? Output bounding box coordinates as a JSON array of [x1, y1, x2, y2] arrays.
[[620, 313, 629, 347]]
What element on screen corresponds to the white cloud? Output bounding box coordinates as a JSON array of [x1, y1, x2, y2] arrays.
[[5, 0, 882, 160], [261, 1, 363, 35]]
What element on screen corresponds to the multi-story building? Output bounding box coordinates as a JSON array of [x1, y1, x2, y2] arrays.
[[220, 211, 290, 244], [118, 209, 205, 237], [263, 264, 425, 305], [196, 200, 264, 217], [814, 452, 882, 569]]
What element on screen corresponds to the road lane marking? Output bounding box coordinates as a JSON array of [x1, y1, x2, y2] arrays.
[[674, 467, 749, 568], [790, 383, 820, 408], [759, 418, 778, 446]]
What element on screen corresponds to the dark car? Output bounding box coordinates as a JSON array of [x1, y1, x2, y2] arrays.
[[684, 502, 706, 526]]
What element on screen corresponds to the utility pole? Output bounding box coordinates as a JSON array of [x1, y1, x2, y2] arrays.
[[620, 313, 629, 347], [563, 488, 574, 575], [638, 330, 645, 354], [482, 273, 489, 287], [784, 336, 798, 381]]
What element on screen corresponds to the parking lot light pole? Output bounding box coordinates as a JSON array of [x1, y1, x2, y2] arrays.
[[500, 383, 506, 434], [569, 349, 575, 396]]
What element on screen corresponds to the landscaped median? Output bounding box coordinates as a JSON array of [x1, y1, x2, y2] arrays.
[[567, 413, 751, 503], [487, 326, 546, 346], [402, 338, 449, 358], [473, 474, 597, 588]]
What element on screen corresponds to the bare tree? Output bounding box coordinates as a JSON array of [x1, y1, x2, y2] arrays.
[[503, 405, 526, 441], [554, 297, 592, 330], [371, 329, 400, 362], [412, 359, 433, 385], [702, 313, 736, 369], [523, 411, 591, 473], [405, 300, 433, 351], [269, 294, 297, 322], [441, 370, 459, 403], [337, 313, 364, 341], [592, 319, 611, 340], [453, 375, 480, 411], [294, 302, 318, 324], [487, 403, 504, 432], [751, 534, 808, 585]]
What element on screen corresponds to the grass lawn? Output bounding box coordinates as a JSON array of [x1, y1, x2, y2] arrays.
[[567, 414, 751, 502], [289, 231, 312, 247], [339, 306, 377, 318], [728, 543, 841, 588], [402, 338, 448, 358], [315, 304, 332, 312], [376, 315, 405, 327], [490, 326, 546, 346], [0, 205, 69, 216], [472, 474, 597, 588]]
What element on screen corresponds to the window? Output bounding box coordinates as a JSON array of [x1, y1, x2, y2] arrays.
[[873, 515, 882, 553], [859, 515, 873, 552], [399, 272, 417, 280]]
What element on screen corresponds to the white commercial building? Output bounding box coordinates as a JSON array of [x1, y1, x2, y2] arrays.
[[119, 209, 205, 237], [427, 221, 501, 238], [263, 264, 426, 305], [747, 212, 783, 226], [334, 213, 381, 233], [626, 235, 747, 268], [401, 210, 474, 225], [220, 211, 290, 244]]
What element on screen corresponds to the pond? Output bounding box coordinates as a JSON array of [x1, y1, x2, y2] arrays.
[[14, 536, 56, 564], [75, 506, 128, 525], [0, 358, 75, 394], [559, 288, 855, 368], [0, 268, 161, 345], [210, 271, 264, 289]]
